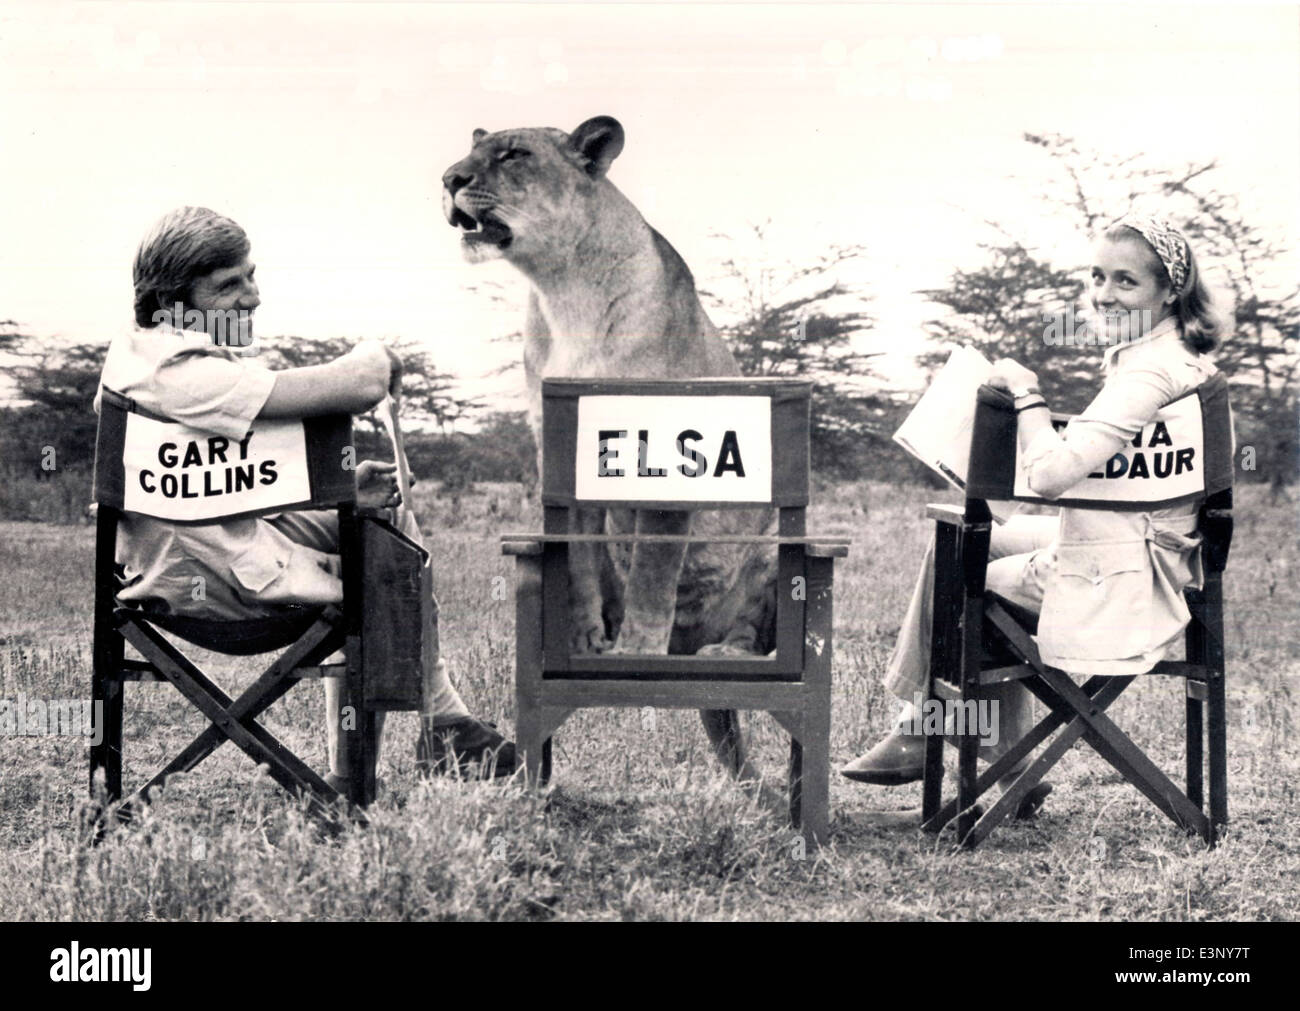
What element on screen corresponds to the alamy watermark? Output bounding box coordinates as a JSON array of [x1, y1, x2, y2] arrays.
[[152, 303, 256, 352], [903, 691, 1000, 746], [0, 693, 104, 746], [1042, 307, 1154, 347], [49, 943, 151, 991]]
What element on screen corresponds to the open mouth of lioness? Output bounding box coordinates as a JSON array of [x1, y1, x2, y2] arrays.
[[449, 205, 513, 249]]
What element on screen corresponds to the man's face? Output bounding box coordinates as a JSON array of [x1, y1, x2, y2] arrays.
[[186, 256, 260, 346]]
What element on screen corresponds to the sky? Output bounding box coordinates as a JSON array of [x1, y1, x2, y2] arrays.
[[2, 0, 1297, 413]]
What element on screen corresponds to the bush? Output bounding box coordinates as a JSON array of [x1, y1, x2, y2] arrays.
[[0, 466, 91, 524]]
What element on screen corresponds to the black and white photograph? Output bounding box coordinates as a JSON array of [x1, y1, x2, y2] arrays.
[[0, 0, 1296, 956]]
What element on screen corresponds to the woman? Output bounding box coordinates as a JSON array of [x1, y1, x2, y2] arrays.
[[841, 214, 1223, 813]]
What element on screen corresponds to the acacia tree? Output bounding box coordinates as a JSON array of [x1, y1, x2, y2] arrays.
[[0, 328, 105, 471], [702, 221, 915, 480], [0, 329, 481, 479], [256, 335, 482, 436], [917, 240, 1095, 414], [921, 133, 1298, 488], [0, 319, 23, 354], [1155, 177, 1299, 495], [1028, 132, 1299, 492]]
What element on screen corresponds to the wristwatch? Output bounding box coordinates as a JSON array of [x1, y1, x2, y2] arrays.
[[1010, 383, 1041, 401]]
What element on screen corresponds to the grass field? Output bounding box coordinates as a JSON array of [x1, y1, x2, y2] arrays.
[[1, 480, 1297, 921]]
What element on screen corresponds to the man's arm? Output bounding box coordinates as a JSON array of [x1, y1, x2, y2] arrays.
[[258, 340, 399, 418]]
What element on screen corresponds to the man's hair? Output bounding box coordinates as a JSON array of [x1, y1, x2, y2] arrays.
[[133, 207, 250, 327]]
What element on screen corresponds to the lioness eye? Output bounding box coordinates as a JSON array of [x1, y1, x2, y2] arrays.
[[496, 148, 529, 163]]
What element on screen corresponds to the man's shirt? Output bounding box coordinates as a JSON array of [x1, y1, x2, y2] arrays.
[[96, 324, 345, 619]]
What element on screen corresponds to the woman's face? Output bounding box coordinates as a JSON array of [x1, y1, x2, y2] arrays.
[[1089, 236, 1176, 344]]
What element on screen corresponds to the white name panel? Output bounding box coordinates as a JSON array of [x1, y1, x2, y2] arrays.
[[122, 413, 312, 520], [574, 395, 773, 503], [1014, 393, 1206, 504]]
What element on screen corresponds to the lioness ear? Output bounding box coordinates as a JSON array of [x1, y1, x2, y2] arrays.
[[472, 128, 489, 144], [569, 116, 624, 178]]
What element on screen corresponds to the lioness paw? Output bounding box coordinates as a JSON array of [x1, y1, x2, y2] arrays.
[[570, 625, 613, 655], [695, 640, 769, 658], [607, 625, 672, 655]]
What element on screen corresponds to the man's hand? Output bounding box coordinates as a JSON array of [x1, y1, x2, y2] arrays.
[[348, 339, 400, 393], [383, 345, 403, 397], [987, 358, 1039, 393], [356, 460, 412, 510]]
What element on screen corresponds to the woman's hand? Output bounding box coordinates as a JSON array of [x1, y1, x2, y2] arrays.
[[987, 358, 1040, 394], [356, 460, 403, 510]]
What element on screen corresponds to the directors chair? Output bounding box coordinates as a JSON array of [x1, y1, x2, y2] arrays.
[[91, 388, 428, 829], [920, 375, 1233, 849], [503, 378, 850, 846]]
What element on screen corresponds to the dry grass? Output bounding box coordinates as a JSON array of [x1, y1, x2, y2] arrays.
[[0, 481, 1296, 920]]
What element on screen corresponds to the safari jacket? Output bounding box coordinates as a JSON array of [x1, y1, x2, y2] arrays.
[[1020, 318, 1222, 674]]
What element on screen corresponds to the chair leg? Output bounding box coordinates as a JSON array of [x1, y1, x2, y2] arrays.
[[365, 710, 382, 795], [1203, 571, 1229, 843], [955, 506, 993, 848], [795, 554, 834, 847], [88, 638, 123, 846], [346, 707, 378, 808], [1186, 689, 1204, 811], [921, 704, 945, 828], [923, 519, 962, 834], [90, 634, 124, 803], [514, 551, 548, 787], [956, 727, 980, 847], [788, 736, 802, 828], [1207, 670, 1228, 844], [516, 704, 545, 786], [1183, 588, 1209, 826], [956, 586, 988, 846], [91, 508, 124, 806], [115, 674, 297, 826]]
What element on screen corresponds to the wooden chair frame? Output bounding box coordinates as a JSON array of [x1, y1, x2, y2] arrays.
[[920, 380, 1233, 849], [90, 389, 407, 832], [504, 378, 849, 845]]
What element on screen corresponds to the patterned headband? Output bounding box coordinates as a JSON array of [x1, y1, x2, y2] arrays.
[[1110, 213, 1189, 294]]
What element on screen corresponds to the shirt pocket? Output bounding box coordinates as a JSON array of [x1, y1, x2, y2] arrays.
[[1147, 520, 1201, 553], [1039, 540, 1153, 661], [1147, 519, 1205, 598]]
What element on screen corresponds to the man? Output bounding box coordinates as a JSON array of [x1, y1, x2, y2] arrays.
[[96, 205, 514, 786]]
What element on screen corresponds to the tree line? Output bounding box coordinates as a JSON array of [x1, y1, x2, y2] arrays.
[[1, 132, 1294, 522]]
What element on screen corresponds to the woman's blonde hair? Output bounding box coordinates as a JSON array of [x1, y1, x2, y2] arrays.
[[1103, 220, 1221, 353]]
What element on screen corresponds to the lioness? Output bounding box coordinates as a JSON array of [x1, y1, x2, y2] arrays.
[[442, 116, 776, 782]]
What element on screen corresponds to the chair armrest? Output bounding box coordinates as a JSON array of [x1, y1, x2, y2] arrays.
[[926, 504, 967, 525], [806, 543, 850, 558]]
